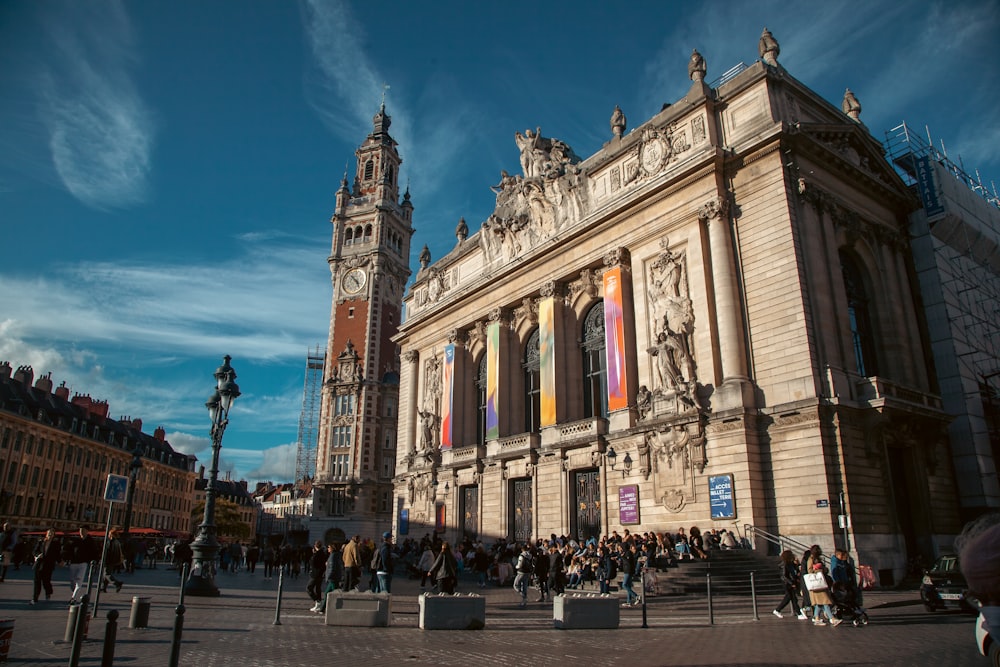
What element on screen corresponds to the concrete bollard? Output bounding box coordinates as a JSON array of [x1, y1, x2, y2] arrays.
[[418, 593, 485, 630], [553, 594, 621, 629]]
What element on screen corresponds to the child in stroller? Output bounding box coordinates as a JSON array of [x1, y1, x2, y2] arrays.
[[831, 548, 869, 626]]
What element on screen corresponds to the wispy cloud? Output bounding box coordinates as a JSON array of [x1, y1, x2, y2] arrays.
[[300, 0, 477, 222], [36, 1, 155, 209]]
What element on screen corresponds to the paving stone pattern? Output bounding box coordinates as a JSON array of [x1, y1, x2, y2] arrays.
[[0, 565, 984, 666]]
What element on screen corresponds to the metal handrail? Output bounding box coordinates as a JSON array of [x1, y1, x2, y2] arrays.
[[744, 524, 830, 567]]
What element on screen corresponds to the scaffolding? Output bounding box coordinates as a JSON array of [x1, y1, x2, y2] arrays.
[[295, 346, 325, 485]]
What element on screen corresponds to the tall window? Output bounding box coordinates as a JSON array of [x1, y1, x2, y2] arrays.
[[840, 251, 879, 377], [476, 356, 488, 444], [334, 393, 355, 415], [331, 426, 352, 448], [582, 302, 608, 418], [364, 159, 374, 180], [524, 329, 541, 433]]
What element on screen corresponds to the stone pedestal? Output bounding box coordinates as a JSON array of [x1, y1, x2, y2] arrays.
[[418, 594, 486, 630], [323, 592, 391, 627], [553, 594, 620, 629]]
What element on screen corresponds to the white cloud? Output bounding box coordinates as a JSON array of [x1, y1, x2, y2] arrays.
[[241, 442, 299, 483], [36, 1, 155, 209]]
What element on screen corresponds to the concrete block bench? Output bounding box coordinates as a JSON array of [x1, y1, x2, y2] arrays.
[[323, 592, 391, 627], [418, 593, 486, 630], [553, 594, 620, 629]]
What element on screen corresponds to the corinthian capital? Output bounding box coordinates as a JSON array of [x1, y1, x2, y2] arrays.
[[697, 196, 730, 221]]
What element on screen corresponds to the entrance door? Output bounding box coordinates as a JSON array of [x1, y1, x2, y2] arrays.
[[510, 478, 533, 543], [573, 469, 601, 542], [461, 485, 479, 540]]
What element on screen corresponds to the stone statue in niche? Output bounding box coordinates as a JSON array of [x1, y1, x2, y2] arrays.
[[646, 239, 697, 408], [636, 385, 652, 421], [480, 129, 589, 266]]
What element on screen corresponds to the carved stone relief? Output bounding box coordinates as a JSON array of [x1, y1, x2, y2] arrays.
[[479, 129, 590, 268], [645, 238, 698, 410], [647, 422, 707, 513]]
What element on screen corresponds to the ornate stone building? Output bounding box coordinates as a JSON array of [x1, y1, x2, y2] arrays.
[[390, 31, 964, 584], [0, 362, 197, 536], [311, 104, 412, 542]]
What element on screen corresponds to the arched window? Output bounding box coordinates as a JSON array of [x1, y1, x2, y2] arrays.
[[364, 159, 374, 180], [386, 165, 394, 183], [581, 303, 608, 418], [344, 228, 354, 245], [523, 329, 541, 433], [363, 224, 373, 242], [840, 251, 879, 377], [476, 356, 488, 445]]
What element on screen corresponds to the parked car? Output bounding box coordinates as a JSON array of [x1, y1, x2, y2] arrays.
[[921, 554, 975, 613]]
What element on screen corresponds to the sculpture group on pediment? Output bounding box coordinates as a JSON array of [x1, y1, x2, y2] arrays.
[[480, 129, 590, 266]]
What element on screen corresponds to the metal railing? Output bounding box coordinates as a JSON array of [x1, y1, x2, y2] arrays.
[[744, 524, 830, 567]]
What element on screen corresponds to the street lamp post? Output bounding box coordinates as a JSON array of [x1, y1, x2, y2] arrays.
[[122, 444, 144, 539], [185, 355, 241, 597]]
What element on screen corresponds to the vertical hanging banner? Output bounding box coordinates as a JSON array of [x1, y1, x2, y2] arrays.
[[539, 297, 556, 427], [486, 322, 500, 440], [603, 267, 629, 412], [440, 344, 455, 449]]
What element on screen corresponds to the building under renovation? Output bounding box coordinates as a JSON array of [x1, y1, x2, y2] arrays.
[[384, 30, 1000, 586]]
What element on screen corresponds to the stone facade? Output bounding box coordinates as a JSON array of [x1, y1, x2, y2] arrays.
[[390, 37, 964, 584]]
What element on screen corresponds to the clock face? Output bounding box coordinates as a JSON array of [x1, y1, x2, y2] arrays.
[[342, 268, 367, 294]]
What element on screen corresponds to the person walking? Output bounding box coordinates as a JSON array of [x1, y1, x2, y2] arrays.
[[427, 541, 458, 595], [102, 529, 125, 593], [0, 521, 17, 582], [512, 543, 533, 607], [341, 535, 362, 591], [373, 532, 394, 594], [64, 525, 100, 602], [772, 549, 808, 619], [533, 544, 550, 602], [307, 541, 328, 611], [805, 545, 841, 627], [31, 528, 62, 604], [315, 543, 344, 615], [246, 544, 259, 574], [417, 544, 435, 590], [620, 542, 640, 607]]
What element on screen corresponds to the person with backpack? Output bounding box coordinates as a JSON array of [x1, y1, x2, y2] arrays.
[[373, 531, 393, 594], [513, 543, 533, 607]]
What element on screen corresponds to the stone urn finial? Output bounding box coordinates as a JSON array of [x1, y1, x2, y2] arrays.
[[610, 105, 627, 138], [842, 88, 862, 122], [688, 49, 707, 83], [759, 27, 780, 67]]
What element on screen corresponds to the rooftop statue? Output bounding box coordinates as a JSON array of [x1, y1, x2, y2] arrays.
[[688, 49, 706, 83], [758, 27, 780, 67], [842, 88, 862, 122]]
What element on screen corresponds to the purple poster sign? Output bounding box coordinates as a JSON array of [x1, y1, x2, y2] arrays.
[[619, 484, 640, 525]]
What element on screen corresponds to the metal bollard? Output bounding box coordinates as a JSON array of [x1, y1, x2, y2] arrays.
[[101, 609, 119, 667], [69, 593, 91, 667], [750, 571, 759, 620], [168, 605, 185, 667], [273, 568, 284, 625], [178, 563, 189, 606], [706, 572, 714, 626], [640, 568, 648, 629], [129, 596, 152, 629]]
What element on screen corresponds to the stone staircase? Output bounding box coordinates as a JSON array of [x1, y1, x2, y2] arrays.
[[649, 548, 785, 597]]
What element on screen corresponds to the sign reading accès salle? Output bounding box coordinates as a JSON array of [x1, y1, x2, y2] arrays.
[[619, 484, 640, 525], [708, 474, 735, 520]]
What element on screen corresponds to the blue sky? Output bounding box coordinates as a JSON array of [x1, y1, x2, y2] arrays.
[[1, 0, 998, 484]]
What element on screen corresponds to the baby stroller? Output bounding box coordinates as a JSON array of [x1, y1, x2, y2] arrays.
[[832, 583, 869, 626]]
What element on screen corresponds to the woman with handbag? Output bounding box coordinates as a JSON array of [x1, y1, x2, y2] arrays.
[[772, 550, 808, 619], [805, 545, 842, 626]]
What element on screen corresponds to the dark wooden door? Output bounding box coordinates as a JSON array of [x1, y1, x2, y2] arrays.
[[510, 478, 533, 543], [573, 469, 601, 542], [461, 485, 479, 540]]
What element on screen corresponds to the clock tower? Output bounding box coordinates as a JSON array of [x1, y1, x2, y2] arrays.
[[312, 103, 413, 541]]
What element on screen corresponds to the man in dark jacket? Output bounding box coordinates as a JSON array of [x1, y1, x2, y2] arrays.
[[533, 545, 550, 602], [307, 541, 328, 612], [620, 542, 640, 607], [547, 544, 566, 596], [374, 532, 394, 594], [64, 525, 101, 602]]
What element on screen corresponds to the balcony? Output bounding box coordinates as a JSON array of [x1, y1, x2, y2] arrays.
[[854, 375, 944, 412], [541, 416, 608, 449], [487, 432, 540, 459]]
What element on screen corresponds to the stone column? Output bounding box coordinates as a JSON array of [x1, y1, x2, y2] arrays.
[[700, 196, 747, 382], [402, 350, 420, 461], [602, 248, 639, 431]]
